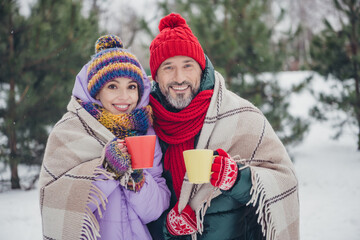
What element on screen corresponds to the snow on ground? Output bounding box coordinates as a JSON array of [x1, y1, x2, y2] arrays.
[[0, 188, 42, 239], [293, 121, 360, 240], [0, 71, 359, 240]]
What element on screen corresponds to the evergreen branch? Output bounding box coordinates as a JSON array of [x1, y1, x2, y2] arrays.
[[44, 84, 57, 101], [17, 84, 30, 105], [22, 37, 80, 71]]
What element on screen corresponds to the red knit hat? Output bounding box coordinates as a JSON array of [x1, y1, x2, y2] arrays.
[[149, 13, 206, 81]]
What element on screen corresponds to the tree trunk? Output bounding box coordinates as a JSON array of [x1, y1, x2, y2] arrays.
[[8, 10, 20, 189], [8, 96, 19, 189], [10, 157, 20, 189]]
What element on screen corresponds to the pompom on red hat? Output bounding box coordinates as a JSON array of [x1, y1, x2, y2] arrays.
[[149, 13, 206, 81]]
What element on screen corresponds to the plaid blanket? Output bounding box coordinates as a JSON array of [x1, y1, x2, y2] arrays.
[[39, 97, 116, 240], [178, 71, 299, 240]]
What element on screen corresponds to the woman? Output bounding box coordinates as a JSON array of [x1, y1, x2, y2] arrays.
[[39, 35, 170, 240]]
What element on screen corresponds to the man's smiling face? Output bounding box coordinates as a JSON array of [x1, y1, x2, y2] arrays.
[[155, 55, 202, 109]]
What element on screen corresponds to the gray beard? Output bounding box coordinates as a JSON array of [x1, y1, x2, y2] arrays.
[[165, 92, 195, 109]]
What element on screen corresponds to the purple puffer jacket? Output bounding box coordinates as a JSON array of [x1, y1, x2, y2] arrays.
[[73, 63, 170, 240]]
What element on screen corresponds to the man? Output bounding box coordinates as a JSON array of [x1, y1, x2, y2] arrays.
[[147, 13, 299, 240]]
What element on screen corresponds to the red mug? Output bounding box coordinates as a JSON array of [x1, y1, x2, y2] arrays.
[[125, 135, 156, 169]]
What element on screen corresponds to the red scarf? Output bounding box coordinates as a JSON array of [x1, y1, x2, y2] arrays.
[[150, 90, 213, 199]]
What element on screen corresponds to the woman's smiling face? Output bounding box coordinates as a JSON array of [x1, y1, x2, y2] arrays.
[[96, 77, 139, 114]]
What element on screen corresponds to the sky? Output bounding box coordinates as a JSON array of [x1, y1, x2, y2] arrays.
[[0, 71, 359, 240]]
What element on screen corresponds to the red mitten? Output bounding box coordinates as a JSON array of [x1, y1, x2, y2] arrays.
[[210, 149, 238, 190], [166, 202, 197, 236]]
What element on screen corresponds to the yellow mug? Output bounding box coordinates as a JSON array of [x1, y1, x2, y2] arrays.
[[183, 149, 214, 184]]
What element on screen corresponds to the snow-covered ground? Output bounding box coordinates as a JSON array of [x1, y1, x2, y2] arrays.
[[0, 71, 359, 240]]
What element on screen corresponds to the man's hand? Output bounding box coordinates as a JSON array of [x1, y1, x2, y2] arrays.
[[210, 149, 238, 191], [166, 202, 197, 236]]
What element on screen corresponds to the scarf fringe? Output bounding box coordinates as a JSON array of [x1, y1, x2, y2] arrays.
[[119, 171, 132, 190], [247, 171, 276, 240]]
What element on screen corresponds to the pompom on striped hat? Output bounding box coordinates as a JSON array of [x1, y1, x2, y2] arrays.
[[87, 35, 144, 98]]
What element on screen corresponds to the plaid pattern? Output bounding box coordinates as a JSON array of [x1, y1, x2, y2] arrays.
[[39, 97, 119, 240], [177, 71, 299, 240]]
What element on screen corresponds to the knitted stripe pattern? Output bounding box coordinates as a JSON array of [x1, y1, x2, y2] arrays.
[[79, 100, 152, 191], [150, 90, 213, 199], [87, 49, 144, 98], [105, 139, 130, 176]]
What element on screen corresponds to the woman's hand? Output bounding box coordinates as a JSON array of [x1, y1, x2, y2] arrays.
[[117, 139, 128, 153]]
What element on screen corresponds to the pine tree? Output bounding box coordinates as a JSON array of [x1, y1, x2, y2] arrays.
[[310, 0, 360, 150], [0, 0, 101, 189], [142, 0, 309, 149]]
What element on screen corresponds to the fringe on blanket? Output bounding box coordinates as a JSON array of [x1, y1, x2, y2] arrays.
[[81, 166, 114, 240], [234, 156, 275, 240], [189, 156, 275, 240], [191, 205, 205, 240], [191, 186, 219, 240], [247, 171, 276, 240], [102, 161, 133, 190]]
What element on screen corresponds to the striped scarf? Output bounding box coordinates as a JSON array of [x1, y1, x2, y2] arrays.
[[150, 90, 213, 199], [79, 100, 152, 138]]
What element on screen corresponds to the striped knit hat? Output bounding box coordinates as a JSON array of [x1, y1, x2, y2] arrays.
[[87, 35, 144, 98], [149, 13, 206, 81]]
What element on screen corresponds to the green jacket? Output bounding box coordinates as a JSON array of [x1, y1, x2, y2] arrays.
[[147, 56, 264, 240]]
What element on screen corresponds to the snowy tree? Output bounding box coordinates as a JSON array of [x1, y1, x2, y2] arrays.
[[0, 0, 100, 189], [310, 0, 360, 150], [142, 0, 309, 148]]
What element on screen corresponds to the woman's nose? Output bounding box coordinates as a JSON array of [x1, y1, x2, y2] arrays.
[[117, 88, 129, 99]]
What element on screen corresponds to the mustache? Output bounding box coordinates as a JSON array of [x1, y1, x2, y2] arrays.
[[167, 81, 193, 88]]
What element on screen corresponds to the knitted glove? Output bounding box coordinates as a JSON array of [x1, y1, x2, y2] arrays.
[[127, 169, 146, 192], [166, 202, 197, 236], [210, 148, 238, 191], [105, 138, 145, 192], [105, 138, 131, 179]]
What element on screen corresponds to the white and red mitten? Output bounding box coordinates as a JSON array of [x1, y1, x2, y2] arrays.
[[166, 202, 197, 236], [210, 148, 238, 191]]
